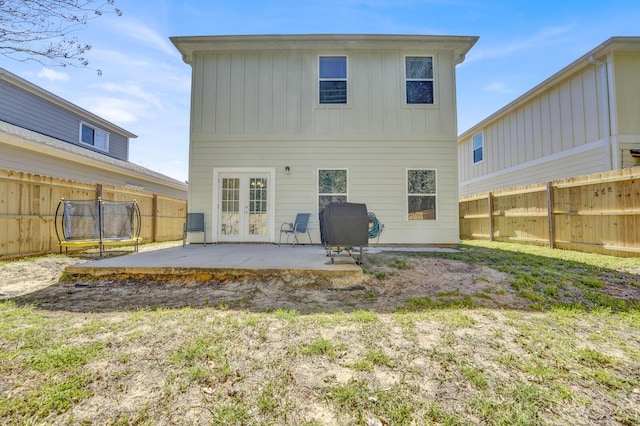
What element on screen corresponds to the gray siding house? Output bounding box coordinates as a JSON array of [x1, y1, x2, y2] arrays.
[[0, 67, 187, 198], [172, 34, 477, 245]]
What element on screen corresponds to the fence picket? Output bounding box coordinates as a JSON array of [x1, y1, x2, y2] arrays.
[[460, 166, 640, 257]]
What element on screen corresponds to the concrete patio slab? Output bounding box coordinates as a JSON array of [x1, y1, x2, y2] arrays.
[[65, 244, 364, 279]]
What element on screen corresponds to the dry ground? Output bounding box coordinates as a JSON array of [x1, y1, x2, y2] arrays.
[[1, 244, 522, 313], [1, 243, 639, 425]]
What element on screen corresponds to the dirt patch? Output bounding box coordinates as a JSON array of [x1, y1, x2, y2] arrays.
[[3, 248, 525, 313]]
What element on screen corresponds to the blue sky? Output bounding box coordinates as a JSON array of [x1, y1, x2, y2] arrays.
[[3, 0, 640, 182]]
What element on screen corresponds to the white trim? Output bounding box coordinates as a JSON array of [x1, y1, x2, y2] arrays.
[[403, 55, 436, 106], [459, 139, 608, 187], [317, 168, 348, 216], [406, 168, 438, 222], [0, 67, 137, 138], [472, 132, 484, 165], [0, 120, 186, 190], [317, 55, 349, 105], [79, 122, 110, 152], [212, 167, 276, 243]]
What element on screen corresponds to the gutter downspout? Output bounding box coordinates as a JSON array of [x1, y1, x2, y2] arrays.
[[589, 54, 614, 170]]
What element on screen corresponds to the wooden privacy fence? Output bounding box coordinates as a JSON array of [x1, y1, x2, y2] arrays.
[[0, 168, 187, 259], [460, 167, 640, 257]]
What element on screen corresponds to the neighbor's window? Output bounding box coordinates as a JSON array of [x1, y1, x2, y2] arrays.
[[407, 169, 436, 220], [80, 123, 109, 151], [319, 56, 347, 104], [405, 56, 434, 104], [472, 133, 484, 164], [318, 169, 347, 210]]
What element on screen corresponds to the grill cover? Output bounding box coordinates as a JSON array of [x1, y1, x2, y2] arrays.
[[320, 202, 369, 247]]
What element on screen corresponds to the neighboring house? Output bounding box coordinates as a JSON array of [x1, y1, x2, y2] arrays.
[[171, 34, 478, 244], [0, 67, 188, 199], [458, 36, 640, 197]]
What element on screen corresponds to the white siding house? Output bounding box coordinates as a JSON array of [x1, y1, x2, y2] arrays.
[[172, 34, 477, 245], [458, 37, 640, 197]]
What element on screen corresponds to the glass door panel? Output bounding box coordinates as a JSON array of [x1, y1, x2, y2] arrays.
[[249, 177, 268, 236], [220, 177, 240, 236], [218, 173, 270, 242]]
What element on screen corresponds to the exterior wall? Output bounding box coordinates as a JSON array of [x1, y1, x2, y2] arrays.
[[458, 38, 640, 198], [614, 52, 640, 135], [184, 38, 470, 244], [0, 76, 129, 161], [459, 140, 609, 196], [613, 51, 640, 168], [459, 64, 605, 196], [190, 49, 457, 138], [0, 122, 187, 199], [190, 139, 459, 244]]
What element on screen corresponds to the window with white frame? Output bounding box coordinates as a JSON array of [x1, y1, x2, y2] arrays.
[[405, 56, 434, 104], [472, 133, 483, 164], [319, 56, 347, 104], [407, 169, 436, 220], [318, 169, 347, 210], [80, 123, 109, 151]]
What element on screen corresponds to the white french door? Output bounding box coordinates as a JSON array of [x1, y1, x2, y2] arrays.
[[216, 171, 273, 242]]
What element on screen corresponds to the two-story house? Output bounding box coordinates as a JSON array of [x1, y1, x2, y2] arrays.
[[458, 36, 640, 197], [172, 34, 477, 245], [0, 67, 187, 198]]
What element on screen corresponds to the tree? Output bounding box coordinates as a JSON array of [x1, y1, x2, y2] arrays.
[[0, 0, 122, 72]]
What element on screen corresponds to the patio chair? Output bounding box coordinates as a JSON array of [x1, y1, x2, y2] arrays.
[[279, 213, 312, 247], [183, 213, 206, 247]]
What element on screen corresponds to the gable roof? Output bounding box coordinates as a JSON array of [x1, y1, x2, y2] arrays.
[[458, 36, 640, 141], [0, 67, 137, 139]]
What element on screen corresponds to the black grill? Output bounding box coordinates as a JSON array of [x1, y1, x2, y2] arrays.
[[320, 202, 368, 264]]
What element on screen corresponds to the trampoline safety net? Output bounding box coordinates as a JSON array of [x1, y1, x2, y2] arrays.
[[56, 198, 141, 255]]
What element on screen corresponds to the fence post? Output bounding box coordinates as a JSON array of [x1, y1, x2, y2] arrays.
[[152, 194, 158, 242], [546, 181, 555, 248], [488, 192, 495, 241]]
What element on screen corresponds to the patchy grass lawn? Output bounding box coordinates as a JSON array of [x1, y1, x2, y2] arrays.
[[1, 241, 639, 425]]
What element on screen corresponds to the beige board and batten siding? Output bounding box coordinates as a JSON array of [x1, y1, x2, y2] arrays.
[[614, 51, 640, 165], [458, 37, 640, 198], [459, 59, 607, 197], [176, 35, 477, 244]]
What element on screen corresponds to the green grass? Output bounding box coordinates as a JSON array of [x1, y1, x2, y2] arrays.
[[402, 240, 640, 312], [1, 240, 639, 424]]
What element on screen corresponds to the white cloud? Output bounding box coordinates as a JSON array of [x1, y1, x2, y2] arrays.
[[83, 97, 147, 124], [94, 82, 162, 109], [37, 68, 69, 81], [111, 19, 181, 58], [484, 81, 512, 94], [466, 24, 575, 63]]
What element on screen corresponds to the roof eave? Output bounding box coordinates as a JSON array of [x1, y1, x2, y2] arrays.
[[171, 34, 479, 65], [458, 36, 640, 141], [0, 67, 137, 139]]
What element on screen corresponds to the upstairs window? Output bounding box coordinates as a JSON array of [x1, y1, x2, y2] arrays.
[[80, 123, 109, 152], [472, 133, 484, 164], [407, 169, 436, 220], [405, 56, 434, 104], [319, 56, 347, 104], [318, 169, 347, 210]]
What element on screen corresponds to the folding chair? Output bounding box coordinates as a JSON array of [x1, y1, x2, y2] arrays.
[[183, 213, 206, 246], [278, 213, 312, 247]]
